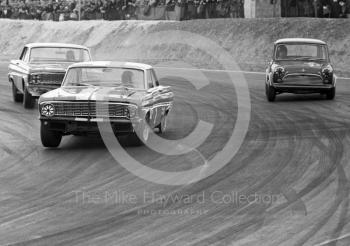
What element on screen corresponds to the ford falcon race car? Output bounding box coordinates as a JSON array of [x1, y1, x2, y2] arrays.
[[38, 61, 173, 148], [265, 38, 336, 102], [8, 43, 91, 108]]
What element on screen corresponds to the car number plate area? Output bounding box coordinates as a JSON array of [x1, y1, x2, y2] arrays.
[[282, 76, 323, 85]]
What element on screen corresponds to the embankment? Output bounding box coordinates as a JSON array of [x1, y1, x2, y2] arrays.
[[0, 18, 349, 75]]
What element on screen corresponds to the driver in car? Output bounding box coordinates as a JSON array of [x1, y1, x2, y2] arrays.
[[66, 50, 75, 61], [277, 45, 287, 59], [121, 70, 134, 87]]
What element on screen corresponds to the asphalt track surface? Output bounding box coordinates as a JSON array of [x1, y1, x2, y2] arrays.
[[1, 63, 350, 246]]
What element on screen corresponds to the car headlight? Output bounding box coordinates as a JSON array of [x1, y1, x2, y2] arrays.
[[322, 64, 333, 83], [274, 66, 285, 75], [322, 64, 333, 75], [41, 104, 55, 117], [272, 65, 285, 82], [29, 74, 41, 84], [128, 106, 137, 118]]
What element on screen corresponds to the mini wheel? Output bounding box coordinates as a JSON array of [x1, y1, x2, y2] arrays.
[[326, 87, 335, 100], [265, 83, 276, 102]]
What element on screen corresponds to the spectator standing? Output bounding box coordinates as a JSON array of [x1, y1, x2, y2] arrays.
[[106, 0, 120, 20], [216, 0, 229, 18], [123, 0, 137, 19], [165, 0, 175, 19], [229, 0, 239, 18], [174, 0, 184, 20], [101, 0, 108, 19], [186, 0, 195, 19], [205, 0, 216, 18], [2, 6, 12, 18], [95, 0, 104, 19], [11, 7, 19, 19], [70, 8, 78, 20]]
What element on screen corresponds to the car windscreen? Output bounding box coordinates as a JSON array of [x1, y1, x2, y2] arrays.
[[63, 67, 145, 89], [275, 43, 327, 61], [29, 47, 90, 63]]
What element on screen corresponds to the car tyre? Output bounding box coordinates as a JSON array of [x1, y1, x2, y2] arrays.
[[265, 83, 276, 102], [41, 122, 62, 148], [12, 81, 23, 102], [129, 122, 150, 146], [23, 85, 35, 108], [326, 87, 335, 100]]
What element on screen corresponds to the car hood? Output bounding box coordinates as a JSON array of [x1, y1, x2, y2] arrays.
[[275, 60, 329, 75], [39, 86, 146, 105], [28, 63, 71, 73]]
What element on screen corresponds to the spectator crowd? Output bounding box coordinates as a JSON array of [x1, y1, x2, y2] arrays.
[[0, 0, 244, 20], [0, 0, 348, 20], [315, 0, 349, 18]]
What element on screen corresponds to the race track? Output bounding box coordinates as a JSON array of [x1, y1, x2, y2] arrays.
[[1, 62, 350, 246]]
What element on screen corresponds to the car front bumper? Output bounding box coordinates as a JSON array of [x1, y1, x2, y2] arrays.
[[40, 117, 143, 135], [28, 84, 60, 97], [41, 119, 134, 135]]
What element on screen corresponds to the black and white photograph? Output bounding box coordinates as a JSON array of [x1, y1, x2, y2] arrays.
[[1, 0, 350, 245]]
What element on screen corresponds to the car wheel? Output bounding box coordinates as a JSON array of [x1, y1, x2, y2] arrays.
[[326, 87, 335, 100], [40, 122, 62, 148], [129, 122, 150, 146], [157, 116, 167, 134], [23, 85, 35, 108], [265, 83, 276, 102], [12, 81, 23, 102]]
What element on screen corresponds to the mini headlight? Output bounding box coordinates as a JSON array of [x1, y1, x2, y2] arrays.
[[275, 66, 285, 74], [322, 64, 333, 75], [41, 104, 55, 117], [272, 65, 285, 82]]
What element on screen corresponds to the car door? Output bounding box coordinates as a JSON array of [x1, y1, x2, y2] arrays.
[[11, 47, 29, 92]]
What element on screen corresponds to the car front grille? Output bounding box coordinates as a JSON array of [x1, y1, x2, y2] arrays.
[[51, 101, 130, 118], [34, 73, 65, 85]]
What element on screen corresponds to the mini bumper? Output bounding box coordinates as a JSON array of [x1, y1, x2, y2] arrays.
[[271, 74, 335, 93], [272, 84, 334, 93]]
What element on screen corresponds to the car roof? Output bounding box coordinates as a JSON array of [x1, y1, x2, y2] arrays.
[[68, 61, 153, 70], [25, 43, 89, 49], [275, 38, 326, 45]]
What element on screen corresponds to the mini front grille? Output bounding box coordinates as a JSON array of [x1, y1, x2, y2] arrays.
[[51, 101, 130, 118], [283, 74, 323, 84]]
